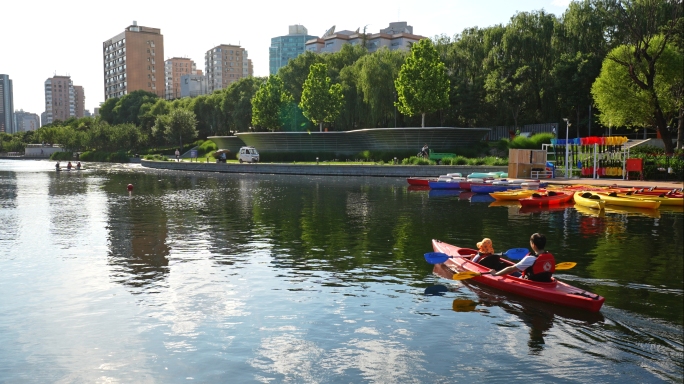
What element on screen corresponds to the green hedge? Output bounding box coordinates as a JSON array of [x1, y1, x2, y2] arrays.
[[79, 150, 130, 163], [49, 152, 74, 160]]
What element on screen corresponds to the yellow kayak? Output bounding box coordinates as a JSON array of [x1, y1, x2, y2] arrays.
[[593, 192, 661, 209], [616, 193, 684, 207], [489, 190, 537, 201], [573, 192, 606, 210], [574, 203, 605, 217], [605, 206, 661, 219]]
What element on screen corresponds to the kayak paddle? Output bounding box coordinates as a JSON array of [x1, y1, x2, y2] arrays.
[[451, 262, 577, 280], [424, 247, 530, 265]]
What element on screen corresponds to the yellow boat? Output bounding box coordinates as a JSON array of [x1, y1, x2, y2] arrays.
[[573, 192, 606, 210], [574, 203, 605, 217], [489, 190, 537, 201], [593, 192, 661, 209], [616, 193, 684, 207]]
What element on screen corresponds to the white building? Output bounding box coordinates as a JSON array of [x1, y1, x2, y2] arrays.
[[14, 109, 41, 131], [305, 22, 424, 54]]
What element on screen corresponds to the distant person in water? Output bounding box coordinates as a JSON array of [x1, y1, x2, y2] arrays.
[[67, 161, 72, 170], [55, 161, 60, 171], [76, 161, 81, 170], [489, 233, 556, 282]]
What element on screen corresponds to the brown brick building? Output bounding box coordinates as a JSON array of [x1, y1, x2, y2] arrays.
[[164, 57, 197, 100], [204, 44, 253, 93], [103, 22, 165, 100], [44, 75, 78, 124], [73, 85, 85, 118]]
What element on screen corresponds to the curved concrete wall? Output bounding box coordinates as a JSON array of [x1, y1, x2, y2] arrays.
[[209, 127, 490, 155], [206, 136, 246, 155]]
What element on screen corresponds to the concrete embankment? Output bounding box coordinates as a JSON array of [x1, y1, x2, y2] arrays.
[[140, 159, 507, 178]]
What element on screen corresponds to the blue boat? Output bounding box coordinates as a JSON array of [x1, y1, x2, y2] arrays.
[[428, 181, 461, 190], [470, 183, 522, 194]]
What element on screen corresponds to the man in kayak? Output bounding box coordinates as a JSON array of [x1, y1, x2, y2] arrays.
[[76, 162, 82, 170], [488, 233, 556, 282], [472, 238, 506, 271]]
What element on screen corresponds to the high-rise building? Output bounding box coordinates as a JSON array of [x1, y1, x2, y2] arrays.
[[305, 22, 424, 54], [14, 110, 41, 131], [0, 74, 15, 134], [73, 85, 85, 118], [204, 44, 253, 93], [164, 57, 197, 100], [103, 21, 165, 100], [269, 25, 318, 75], [44, 75, 75, 124], [180, 73, 207, 98]]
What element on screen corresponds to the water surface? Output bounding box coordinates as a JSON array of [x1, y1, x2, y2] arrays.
[[0, 160, 681, 383]]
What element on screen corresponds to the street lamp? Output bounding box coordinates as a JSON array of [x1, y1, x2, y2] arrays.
[[563, 118, 570, 178]]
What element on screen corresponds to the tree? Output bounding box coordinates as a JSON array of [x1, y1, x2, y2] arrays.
[[152, 109, 198, 151], [356, 48, 406, 127], [485, 66, 533, 130], [251, 75, 292, 131], [394, 38, 450, 127], [602, 0, 682, 153], [592, 38, 683, 144], [300, 63, 344, 132]]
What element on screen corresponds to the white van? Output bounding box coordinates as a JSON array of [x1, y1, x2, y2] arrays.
[[238, 146, 259, 163]]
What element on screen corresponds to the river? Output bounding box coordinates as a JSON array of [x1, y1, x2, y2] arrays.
[[0, 160, 682, 383]]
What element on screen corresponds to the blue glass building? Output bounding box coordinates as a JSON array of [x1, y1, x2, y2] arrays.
[[269, 25, 318, 75]]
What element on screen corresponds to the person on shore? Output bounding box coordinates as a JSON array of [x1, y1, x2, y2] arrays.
[[175, 149, 180, 162], [489, 233, 555, 282], [420, 144, 429, 158], [472, 238, 505, 271]]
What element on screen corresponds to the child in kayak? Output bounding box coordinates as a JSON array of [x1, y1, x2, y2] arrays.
[[472, 238, 505, 271], [488, 233, 556, 282]]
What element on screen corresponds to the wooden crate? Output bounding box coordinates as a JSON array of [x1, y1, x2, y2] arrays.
[[508, 163, 532, 178], [531, 150, 547, 164], [508, 149, 520, 164]]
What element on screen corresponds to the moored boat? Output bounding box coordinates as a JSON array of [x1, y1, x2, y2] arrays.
[[592, 192, 661, 209], [428, 180, 461, 189], [431, 239, 605, 312], [573, 191, 606, 210], [617, 192, 683, 206], [519, 191, 574, 206], [489, 190, 537, 201], [406, 177, 438, 186]]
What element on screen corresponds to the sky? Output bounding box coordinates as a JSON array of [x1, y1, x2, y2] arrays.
[[1, 0, 571, 120]]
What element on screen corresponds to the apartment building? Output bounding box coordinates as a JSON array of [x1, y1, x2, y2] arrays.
[[269, 25, 318, 75], [0, 74, 14, 133], [44, 75, 75, 124], [14, 110, 41, 131], [164, 57, 197, 100], [73, 85, 85, 118], [204, 44, 253, 93], [103, 21, 165, 100], [305, 22, 424, 54]]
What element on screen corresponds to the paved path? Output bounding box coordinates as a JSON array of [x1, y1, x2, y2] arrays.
[[547, 178, 682, 189]]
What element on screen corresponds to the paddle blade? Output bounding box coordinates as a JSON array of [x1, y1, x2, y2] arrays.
[[504, 248, 530, 260], [555, 262, 577, 270], [452, 271, 483, 280], [424, 285, 449, 296], [424, 252, 450, 264]]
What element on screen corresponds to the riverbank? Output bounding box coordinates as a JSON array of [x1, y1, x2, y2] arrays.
[[140, 159, 683, 189]]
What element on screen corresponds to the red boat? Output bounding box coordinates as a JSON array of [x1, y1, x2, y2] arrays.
[[431, 239, 605, 312], [406, 177, 438, 186], [519, 191, 574, 206]]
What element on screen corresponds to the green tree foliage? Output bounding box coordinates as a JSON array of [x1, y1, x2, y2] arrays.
[[100, 90, 159, 126], [251, 75, 292, 131], [300, 63, 344, 131], [394, 38, 450, 127], [153, 109, 198, 150], [222, 76, 265, 133], [599, 0, 682, 152], [591, 37, 683, 142]]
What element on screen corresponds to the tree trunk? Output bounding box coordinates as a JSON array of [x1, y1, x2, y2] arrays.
[[678, 106, 683, 150], [654, 107, 674, 154], [421, 113, 425, 128], [319, 122, 323, 132]]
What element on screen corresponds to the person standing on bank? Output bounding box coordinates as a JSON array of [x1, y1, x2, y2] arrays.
[[489, 233, 556, 282], [175, 149, 180, 162]]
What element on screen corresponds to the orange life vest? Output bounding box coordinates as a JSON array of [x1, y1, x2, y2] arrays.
[[523, 252, 555, 282]]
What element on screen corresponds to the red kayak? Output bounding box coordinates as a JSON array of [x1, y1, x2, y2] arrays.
[[431, 239, 605, 312], [407, 177, 438, 186], [519, 191, 574, 206]]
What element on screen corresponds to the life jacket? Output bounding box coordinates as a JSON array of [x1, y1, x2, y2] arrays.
[[523, 251, 555, 282]]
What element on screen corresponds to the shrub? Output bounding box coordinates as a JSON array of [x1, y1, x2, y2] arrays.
[[197, 140, 218, 156], [401, 156, 435, 165], [79, 150, 130, 163], [50, 151, 73, 160], [143, 154, 169, 161], [508, 133, 554, 149]]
